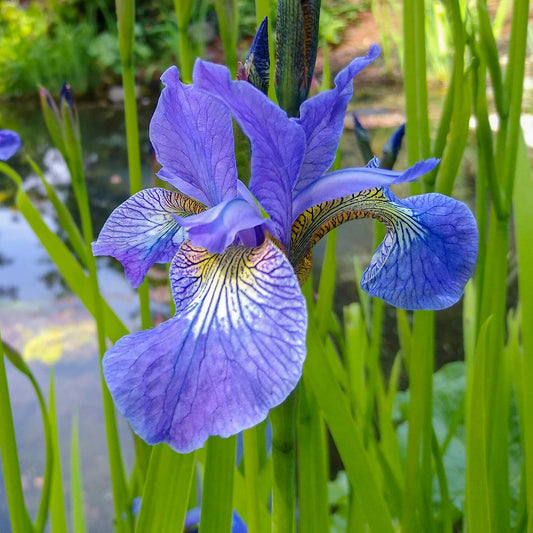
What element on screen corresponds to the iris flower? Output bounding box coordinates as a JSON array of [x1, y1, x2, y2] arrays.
[[0, 130, 21, 161], [93, 46, 477, 453]]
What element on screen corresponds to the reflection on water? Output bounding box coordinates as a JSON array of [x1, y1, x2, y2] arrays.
[[0, 93, 477, 531], [0, 100, 159, 532]]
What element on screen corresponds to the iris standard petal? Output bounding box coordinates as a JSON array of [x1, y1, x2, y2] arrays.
[[177, 196, 273, 253], [291, 158, 440, 220], [150, 66, 238, 206], [92, 188, 203, 288], [0, 130, 21, 160], [294, 45, 381, 193], [361, 189, 478, 310], [193, 58, 307, 248], [102, 239, 307, 453]]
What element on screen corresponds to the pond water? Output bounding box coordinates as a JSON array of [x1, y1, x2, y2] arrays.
[[0, 88, 477, 531]]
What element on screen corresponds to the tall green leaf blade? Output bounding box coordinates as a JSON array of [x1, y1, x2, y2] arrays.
[[199, 436, 237, 533], [70, 416, 87, 533], [0, 334, 34, 533], [465, 317, 492, 532], [135, 445, 195, 533], [513, 134, 533, 527], [49, 373, 68, 533], [304, 320, 394, 532]]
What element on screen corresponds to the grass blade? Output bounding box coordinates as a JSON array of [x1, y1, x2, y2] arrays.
[[304, 315, 394, 532], [136, 445, 195, 532], [49, 372, 68, 533], [71, 416, 87, 533], [465, 317, 492, 532], [513, 134, 533, 528], [0, 334, 33, 533], [199, 436, 237, 533]]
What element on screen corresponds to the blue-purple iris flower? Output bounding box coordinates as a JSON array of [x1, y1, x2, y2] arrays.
[[0, 130, 21, 161], [93, 45, 478, 453]]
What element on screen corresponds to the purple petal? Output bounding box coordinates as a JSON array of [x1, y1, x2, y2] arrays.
[[292, 158, 440, 220], [150, 66, 238, 206], [193, 59, 307, 248], [293, 45, 380, 193], [0, 130, 21, 161], [177, 196, 273, 253], [92, 188, 203, 287], [361, 189, 478, 310], [103, 239, 307, 453]]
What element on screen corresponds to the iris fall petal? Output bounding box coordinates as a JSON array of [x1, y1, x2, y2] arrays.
[[361, 188, 478, 310], [103, 239, 307, 453]]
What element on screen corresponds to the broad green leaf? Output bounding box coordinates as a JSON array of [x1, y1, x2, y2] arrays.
[[136, 445, 195, 533], [199, 436, 236, 533]]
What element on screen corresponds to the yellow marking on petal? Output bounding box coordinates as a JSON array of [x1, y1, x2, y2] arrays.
[[290, 188, 423, 284]]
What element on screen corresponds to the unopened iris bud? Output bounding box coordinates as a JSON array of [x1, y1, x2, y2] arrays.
[[380, 123, 405, 170], [238, 17, 270, 95], [59, 81, 74, 110], [39, 86, 64, 153], [352, 113, 373, 164], [275, 0, 321, 117]]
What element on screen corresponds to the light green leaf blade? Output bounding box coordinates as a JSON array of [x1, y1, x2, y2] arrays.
[[71, 416, 87, 533], [135, 444, 195, 533]]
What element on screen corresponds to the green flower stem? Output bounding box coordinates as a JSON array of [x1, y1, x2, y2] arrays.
[[214, 0, 238, 77], [0, 332, 33, 533], [402, 2, 435, 530], [117, 0, 152, 331], [243, 427, 261, 533], [172, 0, 194, 82], [177, 25, 193, 83], [501, 0, 529, 203], [402, 311, 434, 532], [270, 390, 298, 533], [62, 96, 133, 533]]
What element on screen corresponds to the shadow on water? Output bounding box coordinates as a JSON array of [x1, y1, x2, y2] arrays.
[[0, 87, 481, 530]]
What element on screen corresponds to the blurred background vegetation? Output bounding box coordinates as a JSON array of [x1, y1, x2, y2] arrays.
[[0, 0, 371, 98]]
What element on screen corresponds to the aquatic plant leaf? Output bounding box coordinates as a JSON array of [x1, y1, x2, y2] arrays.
[[294, 45, 380, 192], [92, 188, 204, 288], [150, 66, 238, 206], [193, 58, 306, 248], [103, 239, 307, 452]]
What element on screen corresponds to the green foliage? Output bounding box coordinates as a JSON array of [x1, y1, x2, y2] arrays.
[[0, 2, 100, 97], [1, 0, 532, 531]]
